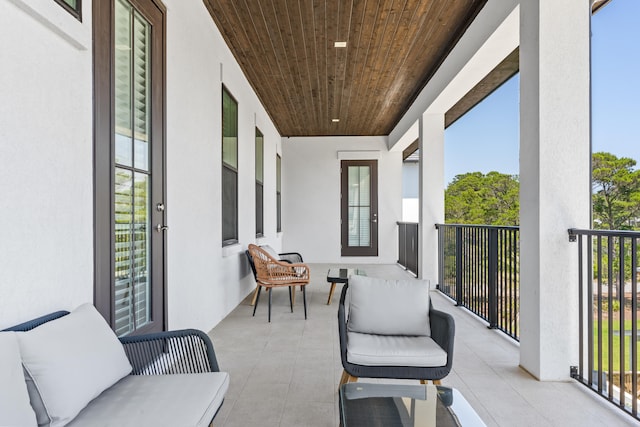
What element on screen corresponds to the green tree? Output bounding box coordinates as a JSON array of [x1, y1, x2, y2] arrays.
[[445, 171, 519, 225], [592, 152, 640, 230]]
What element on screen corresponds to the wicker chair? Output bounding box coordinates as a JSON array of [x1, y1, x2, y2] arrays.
[[247, 244, 310, 322]]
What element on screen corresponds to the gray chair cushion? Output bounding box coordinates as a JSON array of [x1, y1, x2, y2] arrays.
[[66, 372, 230, 427], [346, 332, 447, 367], [347, 275, 431, 336], [0, 332, 37, 427], [261, 245, 280, 260]]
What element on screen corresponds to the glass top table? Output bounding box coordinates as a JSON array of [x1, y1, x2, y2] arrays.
[[339, 383, 486, 427], [326, 268, 366, 305]]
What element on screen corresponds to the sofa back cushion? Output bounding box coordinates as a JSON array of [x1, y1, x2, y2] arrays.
[[0, 332, 38, 427], [347, 275, 431, 336], [16, 304, 132, 427]]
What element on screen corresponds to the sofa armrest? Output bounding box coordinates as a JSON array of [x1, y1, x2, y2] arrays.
[[119, 329, 220, 375], [429, 308, 455, 367]]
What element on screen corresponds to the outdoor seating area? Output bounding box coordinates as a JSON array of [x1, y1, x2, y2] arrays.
[[209, 263, 639, 427]]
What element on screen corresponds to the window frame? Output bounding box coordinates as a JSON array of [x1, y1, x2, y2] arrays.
[[54, 0, 82, 21], [255, 128, 264, 237], [276, 154, 282, 233], [222, 85, 239, 246]]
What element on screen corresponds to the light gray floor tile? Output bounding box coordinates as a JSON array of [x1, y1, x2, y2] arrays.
[[210, 263, 640, 426]]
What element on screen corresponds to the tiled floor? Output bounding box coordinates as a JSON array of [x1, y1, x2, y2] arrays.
[[209, 263, 640, 426]]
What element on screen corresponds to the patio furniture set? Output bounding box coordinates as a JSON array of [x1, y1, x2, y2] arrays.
[[1, 245, 484, 426]]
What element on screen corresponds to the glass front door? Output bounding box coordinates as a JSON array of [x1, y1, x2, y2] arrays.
[[341, 160, 378, 256]]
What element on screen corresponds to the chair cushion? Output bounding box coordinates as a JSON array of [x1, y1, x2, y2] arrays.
[[347, 275, 431, 336], [0, 332, 38, 427], [16, 304, 132, 427], [346, 332, 447, 367], [66, 372, 230, 427], [261, 245, 280, 260]]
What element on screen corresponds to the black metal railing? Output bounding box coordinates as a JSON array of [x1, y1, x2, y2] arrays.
[[397, 222, 418, 276], [569, 228, 640, 420], [436, 224, 520, 340]]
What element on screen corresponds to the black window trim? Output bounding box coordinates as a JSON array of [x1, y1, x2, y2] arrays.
[[222, 85, 239, 246], [54, 0, 82, 21]]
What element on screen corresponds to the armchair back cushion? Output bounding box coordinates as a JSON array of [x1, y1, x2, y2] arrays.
[[16, 304, 132, 427], [347, 275, 431, 336], [0, 332, 37, 427]]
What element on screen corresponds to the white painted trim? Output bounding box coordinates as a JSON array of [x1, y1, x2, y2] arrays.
[[337, 150, 381, 160]]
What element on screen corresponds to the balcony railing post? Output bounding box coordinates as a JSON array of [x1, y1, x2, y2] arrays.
[[455, 226, 463, 306], [488, 228, 498, 329]]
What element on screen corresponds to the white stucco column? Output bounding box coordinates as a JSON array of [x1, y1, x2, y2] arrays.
[[519, 0, 591, 380], [418, 113, 445, 287]]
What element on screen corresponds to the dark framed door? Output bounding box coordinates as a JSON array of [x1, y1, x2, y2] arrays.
[[341, 160, 378, 256], [94, 0, 166, 336]]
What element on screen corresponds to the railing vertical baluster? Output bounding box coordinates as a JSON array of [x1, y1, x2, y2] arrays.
[[456, 226, 463, 306], [608, 235, 614, 401], [633, 237, 638, 417], [587, 234, 593, 387], [488, 228, 498, 329], [578, 232, 584, 381], [597, 235, 603, 394], [619, 236, 626, 408]]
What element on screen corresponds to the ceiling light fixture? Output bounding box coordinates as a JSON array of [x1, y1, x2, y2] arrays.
[[334, 41, 347, 48], [332, 118, 340, 123]]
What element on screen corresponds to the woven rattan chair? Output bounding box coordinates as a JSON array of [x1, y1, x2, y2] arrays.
[[247, 244, 310, 322], [245, 245, 304, 306]]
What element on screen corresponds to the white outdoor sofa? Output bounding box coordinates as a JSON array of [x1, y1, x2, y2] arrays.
[[1, 304, 229, 427]]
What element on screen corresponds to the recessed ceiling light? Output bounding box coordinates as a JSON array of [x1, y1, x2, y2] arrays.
[[334, 41, 347, 48], [332, 118, 340, 123]]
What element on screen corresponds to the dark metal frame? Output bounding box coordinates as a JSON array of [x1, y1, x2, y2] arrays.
[[436, 223, 520, 341], [338, 285, 454, 381], [397, 221, 419, 276], [4, 311, 220, 374], [569, 228, 640, 421]]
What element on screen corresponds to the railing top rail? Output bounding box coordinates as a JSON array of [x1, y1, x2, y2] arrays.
[[568, 228, 640, 239], [435, 223, 520, 231]]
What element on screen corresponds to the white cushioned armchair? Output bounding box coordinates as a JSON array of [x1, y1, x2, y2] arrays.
[[338, 275, 455, 386]]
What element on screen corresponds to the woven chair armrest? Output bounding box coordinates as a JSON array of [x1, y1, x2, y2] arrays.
[[265, 262, 310, 280], [119, 329, 220, 375]]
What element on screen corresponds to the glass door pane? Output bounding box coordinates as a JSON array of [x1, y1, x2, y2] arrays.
[[348, 166, 371, 247], [114, 0, 152, 336]]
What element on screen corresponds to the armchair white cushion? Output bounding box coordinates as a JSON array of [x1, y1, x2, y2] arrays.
[[347, 275, 431, 336]]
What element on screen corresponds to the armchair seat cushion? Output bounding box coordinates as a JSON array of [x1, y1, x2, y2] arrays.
[[66, 372, 230, 427], [346, 332, 447, 367]]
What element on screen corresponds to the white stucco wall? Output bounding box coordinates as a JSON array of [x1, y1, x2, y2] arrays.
[[0, 0, 282, 332], [282, 137, 402, 264], [0, 0, 94, 328], [164, 0, 282, 331]]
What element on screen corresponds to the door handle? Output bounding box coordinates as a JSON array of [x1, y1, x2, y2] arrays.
[[155, 224, 169, 232]]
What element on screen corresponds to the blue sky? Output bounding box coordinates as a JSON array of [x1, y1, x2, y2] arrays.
[[444, 0, 640, 185]]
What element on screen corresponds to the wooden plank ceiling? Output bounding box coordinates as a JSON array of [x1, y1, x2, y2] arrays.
[[204, 0, 487, 137]]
